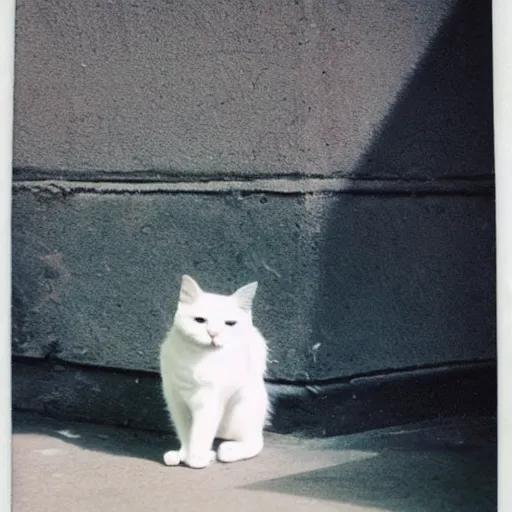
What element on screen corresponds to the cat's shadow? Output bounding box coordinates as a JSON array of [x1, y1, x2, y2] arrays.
[[13, 411, 175, 464], [13, 410, 230, 464]]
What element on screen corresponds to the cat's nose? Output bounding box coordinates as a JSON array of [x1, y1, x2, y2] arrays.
[[207, 329, 220, 339]]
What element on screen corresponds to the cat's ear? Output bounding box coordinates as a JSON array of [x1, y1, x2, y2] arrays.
[[232, 282, 258, 312], [179, 275, 203, 304]]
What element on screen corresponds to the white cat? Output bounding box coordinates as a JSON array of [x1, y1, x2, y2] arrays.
[[159, 275, 269, 469]]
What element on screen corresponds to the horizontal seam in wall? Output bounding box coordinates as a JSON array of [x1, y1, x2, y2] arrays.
[[11, 177, 495, 196], [11, 354, 496, 388]]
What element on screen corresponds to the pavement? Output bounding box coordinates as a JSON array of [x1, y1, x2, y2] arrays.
[[12, 412, 496, 512]]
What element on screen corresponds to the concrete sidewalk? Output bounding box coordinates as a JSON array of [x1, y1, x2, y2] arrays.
[[13, 412, 496, 512]]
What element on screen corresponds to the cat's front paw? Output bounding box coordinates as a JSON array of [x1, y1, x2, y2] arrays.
[[163, 449, 184, 466], [184, 450, 216, 469]]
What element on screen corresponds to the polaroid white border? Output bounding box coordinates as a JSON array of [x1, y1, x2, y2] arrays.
[[0, 0, 14, 508], [493, 0, 512, 509]]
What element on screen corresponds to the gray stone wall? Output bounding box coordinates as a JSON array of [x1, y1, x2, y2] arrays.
[[13, 0, 495, 387]]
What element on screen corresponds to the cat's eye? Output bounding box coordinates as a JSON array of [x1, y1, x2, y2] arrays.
[[225, 320, 237, 327], [194, 317, 206, 324]]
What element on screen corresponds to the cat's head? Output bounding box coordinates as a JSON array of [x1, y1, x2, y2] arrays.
[[173, 275, 258, 348]]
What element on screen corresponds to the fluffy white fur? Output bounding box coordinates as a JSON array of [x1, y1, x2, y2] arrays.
[[159, 275, 269, 469]]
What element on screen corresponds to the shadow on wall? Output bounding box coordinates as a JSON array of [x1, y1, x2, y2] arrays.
[[352, 0, 493, 180], [311, 0, 495, 379]]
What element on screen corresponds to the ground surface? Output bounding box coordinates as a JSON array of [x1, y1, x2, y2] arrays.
[[13, 412, 496, 512]]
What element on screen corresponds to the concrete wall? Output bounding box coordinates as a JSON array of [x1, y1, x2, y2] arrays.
[[13, 0, 494, 389]]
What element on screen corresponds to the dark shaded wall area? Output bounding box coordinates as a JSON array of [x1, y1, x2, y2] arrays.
[[12, 0, 494, 431]]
